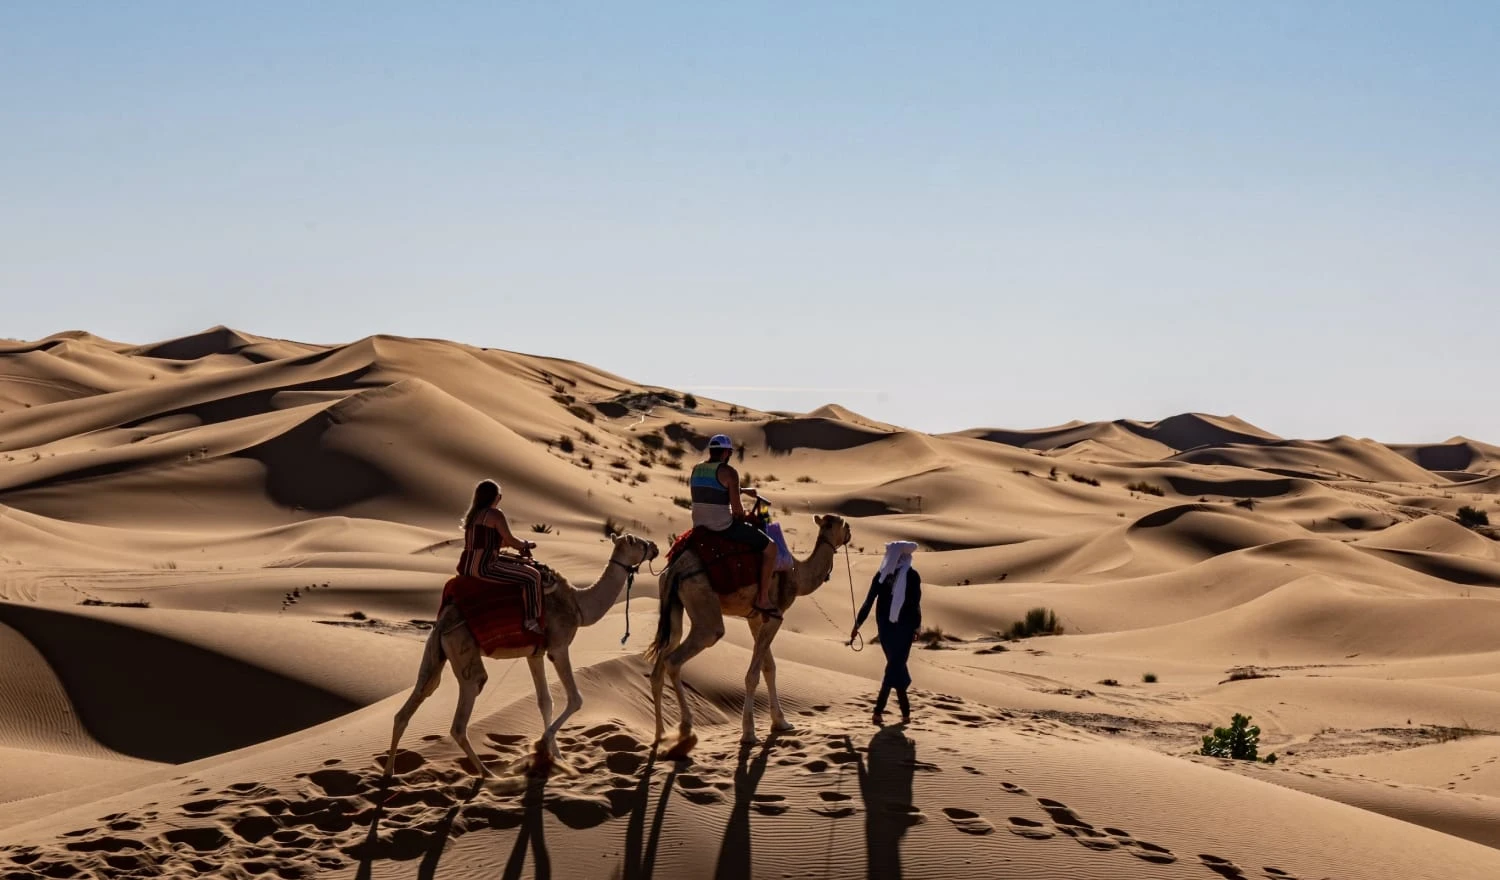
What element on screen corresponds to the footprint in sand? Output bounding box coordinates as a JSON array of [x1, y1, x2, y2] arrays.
[[810, 791, 858, 818], [1006, 817, 1055, 840], [941, 808, 995, 835], [1102, 827, 1178, 864], [1262, 868, 1300, 879], [998, 781, 1027, 795], [751, 794, 790, 816], [1199, 854, 1249, 879]]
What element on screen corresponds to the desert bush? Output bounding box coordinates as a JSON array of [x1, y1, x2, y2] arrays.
[[1143, 672, 1158, 684], [1458, 506, 1490, 528], [1069, 473, 1100, 486], [347, 610, 368, 621], [1235, 498, 1256, 510], [566, 404, 596, 424], [557, 435, 576, 454], [610, 458, 630, 470], [1098, 678, 1121, 687], [663, 459, 683, 471], [552, 393, 576, 406], [531, 523, 553, 534], [578, 429, 598, 445], [916, 626, 948, 649], [634, 471, 650, 483], [602, 516, 623, 537], [1200, 713, 1262, 761], [1126, 481, 1164, 497], [639, 433, 665, 451], [1223, 666, 1274, 683], [579, 455, 594, 469], [1013, 468, 1032, 477], [683, 393, 698, 410], [673, 497, 693, 509], [797, 475, 817, 483], [1006, 607, 1063, 640]]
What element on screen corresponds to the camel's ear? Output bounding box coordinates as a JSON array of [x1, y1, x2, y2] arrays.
[[814, 514, 825, 527]]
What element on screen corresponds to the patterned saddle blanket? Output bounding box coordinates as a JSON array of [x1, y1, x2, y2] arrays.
[[440, 556, 545, 654], [668, 527, 767, 596]]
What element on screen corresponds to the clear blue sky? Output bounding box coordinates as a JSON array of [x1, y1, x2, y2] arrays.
[[3, 3, 1496, 441]]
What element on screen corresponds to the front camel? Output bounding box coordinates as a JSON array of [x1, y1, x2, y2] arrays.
[[387, 533, 659, 778], [647, 514, 852, 752]]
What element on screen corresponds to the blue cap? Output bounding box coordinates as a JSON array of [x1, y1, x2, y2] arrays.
[[707, 433, 733, 450]]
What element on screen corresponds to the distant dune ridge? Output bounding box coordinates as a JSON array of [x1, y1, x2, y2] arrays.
[[2, 327, 1500, 878]]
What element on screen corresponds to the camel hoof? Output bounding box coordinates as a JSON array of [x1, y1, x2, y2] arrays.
[[771, 722, 797, 735], [740, 732, 759, 746], [664, 733, 698, 760]]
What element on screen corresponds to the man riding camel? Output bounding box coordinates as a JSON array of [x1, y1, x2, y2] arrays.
[[690, 433, 782, 619]]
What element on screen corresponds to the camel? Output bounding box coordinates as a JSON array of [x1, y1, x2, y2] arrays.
[[387, 532, 659, 777], [647, 514, 853, 751]]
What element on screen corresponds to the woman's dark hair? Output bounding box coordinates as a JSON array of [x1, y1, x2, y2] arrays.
[[463, 479, 500, 529]]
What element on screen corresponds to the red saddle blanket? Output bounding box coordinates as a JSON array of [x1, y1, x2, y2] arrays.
[[668, 527, 764, 596], [440, 566, 545, 655]]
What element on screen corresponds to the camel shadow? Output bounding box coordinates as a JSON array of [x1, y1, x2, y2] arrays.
[[502, 771, 553, 880], [712, 736, 778, 880], [623, 750, 678, 880], [418, 777, 485, 880], [852, 726, 917, 880]]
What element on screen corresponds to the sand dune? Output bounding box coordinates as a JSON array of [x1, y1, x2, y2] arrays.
[[2, 329, 1499, 878]]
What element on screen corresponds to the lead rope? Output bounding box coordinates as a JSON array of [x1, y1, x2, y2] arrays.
[[843, 544, 863, 652], [619, 568, 636, 646]]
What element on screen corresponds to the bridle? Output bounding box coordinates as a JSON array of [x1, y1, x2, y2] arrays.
[[612, 541, 657, 646]]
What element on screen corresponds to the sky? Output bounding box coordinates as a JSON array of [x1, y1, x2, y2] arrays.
[[2, 2, 1497, 441]]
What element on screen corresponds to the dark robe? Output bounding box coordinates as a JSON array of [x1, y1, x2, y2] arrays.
[[855, 567, 922, 695]]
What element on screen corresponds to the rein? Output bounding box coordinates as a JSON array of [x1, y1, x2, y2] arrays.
[[610, 558, 641, 646], [842, 544, 863, 652]]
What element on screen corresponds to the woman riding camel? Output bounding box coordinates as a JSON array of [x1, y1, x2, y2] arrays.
[[851, 541, 922, 725], [459, 479, 542, 633]]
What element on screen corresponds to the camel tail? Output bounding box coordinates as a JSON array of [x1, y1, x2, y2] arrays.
[[644, 570, 680, 665]]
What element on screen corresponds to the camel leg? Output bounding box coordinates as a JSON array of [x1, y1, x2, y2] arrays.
[[386, 621, 446, 775], [650, 599, 683, 744], [542, 647, 583, 758], [740, 615, 781, 743], [527, 653, 553, 738], [445, 627, 492, 778], [663, 581, 725, 749], [761, 637, 794, 734]]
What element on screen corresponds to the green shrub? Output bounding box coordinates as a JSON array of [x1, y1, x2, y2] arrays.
[[1126, 481, 1164, 497], [1200, 713, 1261, 761], [1458, 506, 1490, 528], [1006, 607, 1063, 640]]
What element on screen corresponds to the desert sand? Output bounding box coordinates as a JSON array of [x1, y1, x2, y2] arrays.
[[2, 328, 1499, 879]]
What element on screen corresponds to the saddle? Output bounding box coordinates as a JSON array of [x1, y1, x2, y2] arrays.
[[440, 554, 545, 654], [668, 524, 775, 596]]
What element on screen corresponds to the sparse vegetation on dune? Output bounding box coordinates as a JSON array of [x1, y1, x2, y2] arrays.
[[1006, 607, 1063, 640], [1457, 505, 1489, 528], [1069, 473, 1100, 486], [531, 523, 553, 534], [1126, 481, 1164, 497]]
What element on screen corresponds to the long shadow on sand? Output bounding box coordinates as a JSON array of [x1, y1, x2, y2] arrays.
[[623, 752, 678, 880], [418, 778, 485, 880], [713, 737, 778, 880], [502, 773, 553, 880], [853, 726, 917, 880]]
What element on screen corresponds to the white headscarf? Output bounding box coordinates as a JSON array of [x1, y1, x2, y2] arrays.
[[877, 541, 918, 623]]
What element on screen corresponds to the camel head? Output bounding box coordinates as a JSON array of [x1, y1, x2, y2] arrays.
[[812, 514, 853, 551], [610, 532, 660, 570]]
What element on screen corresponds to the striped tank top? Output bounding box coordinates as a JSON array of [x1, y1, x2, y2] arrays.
[[689, 461, 733, 531], [458, 517, 503, 578]]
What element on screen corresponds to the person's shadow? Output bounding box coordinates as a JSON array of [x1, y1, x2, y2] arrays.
[[853, 726, 917, 880], [712, 737, 777, 880]]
